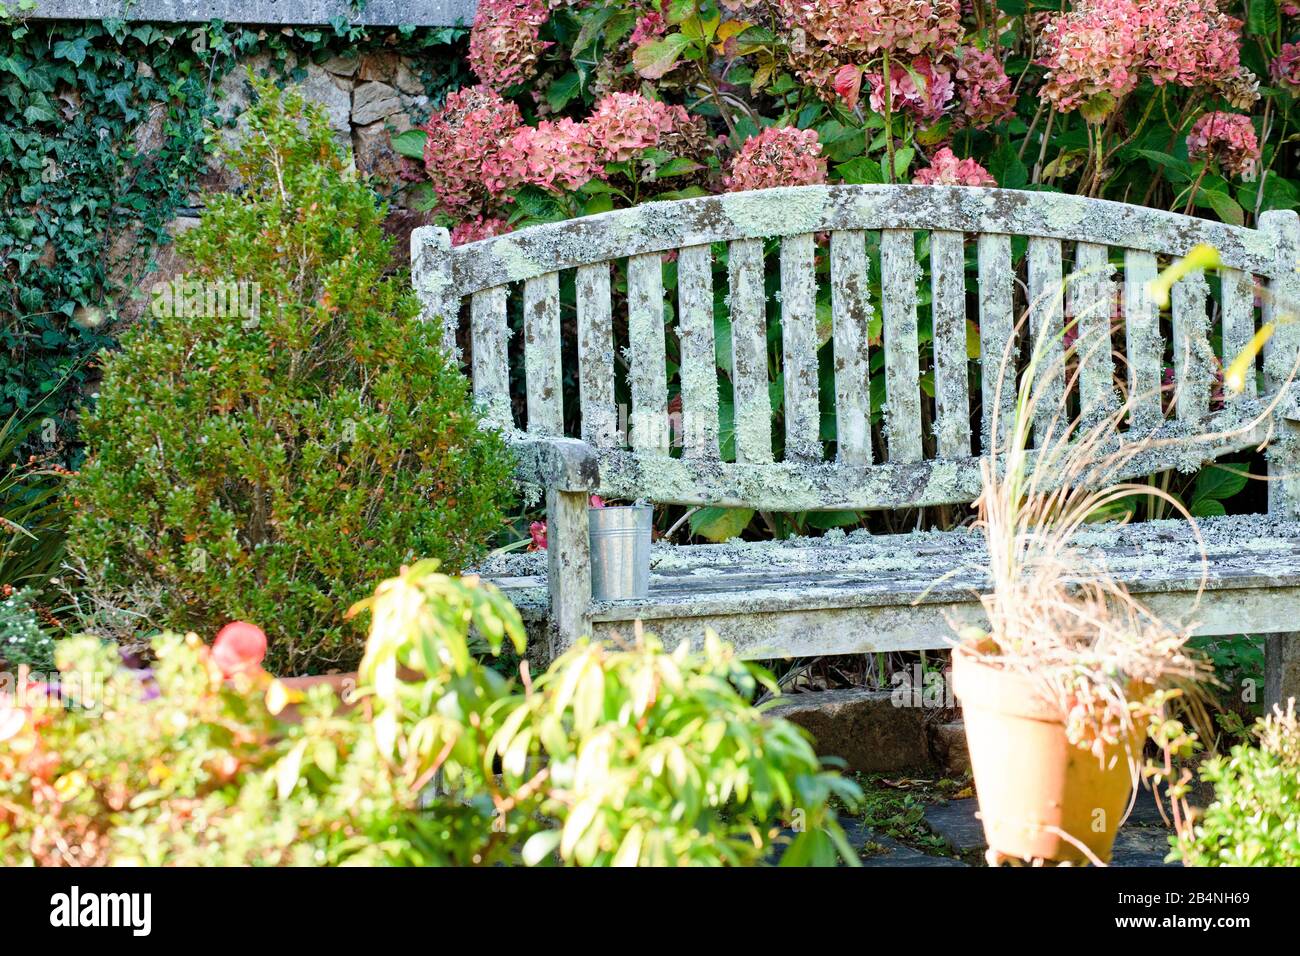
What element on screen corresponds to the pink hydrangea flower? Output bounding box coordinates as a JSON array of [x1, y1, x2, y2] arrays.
[[1272, 42, 1300, 92], [469, 0, 553, 91], [1038, 0, 1244, 113], [1187, 111, 1259, 179], [1038, 0, 1145, 111], [629, 10, 667, 47], [912, 147, 997, 186], [954, 46, 1017, 128], [422, 85, 524, 217], [489, 117, 605, 193], [725, 126, 828, 191], [450, 217, 514, 246], [775, 0, 963, 57], [1141, 0, 1242, 89], [867, 56, 955, 123], [585, 92, 687, 163]]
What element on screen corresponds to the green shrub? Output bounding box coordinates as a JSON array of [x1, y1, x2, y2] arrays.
[[1, 566, 861, 866], [1175, 701, 1300, 867], [0, 586, 55, 672], [361, 562, 863, 866], [66, 77, 513, 674]]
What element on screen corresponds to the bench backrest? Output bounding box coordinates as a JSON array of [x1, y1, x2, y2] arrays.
[[412, 185, 1300, 512]]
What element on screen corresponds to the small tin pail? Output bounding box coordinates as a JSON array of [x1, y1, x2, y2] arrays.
[[588, 504, 653, 601]]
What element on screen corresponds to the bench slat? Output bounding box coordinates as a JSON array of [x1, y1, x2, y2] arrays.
[[523, 272, 563, 435], [576, 262, 619, 447], [470, 286, 512, 427], [448, 186, 1275, 295], [930, 230, 971, 458], [1071, 242, 1117, 426], [627, 253, 670, 453], [582, 398, 1276, 510], [830, 230, 873, 465], [728, 238, 775, 463], [880, 229, 923, 463], [781, 233, 822, 462], [1220, 267, 1256, 400], [1027, 237, 1066, 447], [977, 233, 1016, 455], [1172, 270, 1212, 422], [1123, 249, 1163, 431], [676, 244, 721, 459]]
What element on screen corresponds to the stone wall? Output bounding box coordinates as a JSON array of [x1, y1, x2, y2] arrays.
[[119, 36, 464, 320]]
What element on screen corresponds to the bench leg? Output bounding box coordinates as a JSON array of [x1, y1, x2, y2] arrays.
[[1265, 632, 1300, 711], [545, 489, 591, 661]]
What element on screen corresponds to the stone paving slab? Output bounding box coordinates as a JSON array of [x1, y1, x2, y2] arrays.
[[922, 795, 1177, 867]]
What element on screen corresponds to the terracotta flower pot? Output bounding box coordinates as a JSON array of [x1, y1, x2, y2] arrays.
[[952, 649, 1144, 866]]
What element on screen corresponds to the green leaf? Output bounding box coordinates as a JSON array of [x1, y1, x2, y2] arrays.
[[893, 146, 914, 179], [546, 71, 581, 112], [522, 830, 562, 866], [1200, 189, 1245, 226], [1192, 465, 1249, 504], [391, 129, 426, 160], [632, 34, 693, 79], [1190, 498, 1227, 518], [834, 156, 884, 185], [689, 506, 755, 542], [1135, 149, 1193, 182]]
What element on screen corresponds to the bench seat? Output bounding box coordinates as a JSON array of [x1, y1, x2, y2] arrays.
[[477, 514, 1300, 658]]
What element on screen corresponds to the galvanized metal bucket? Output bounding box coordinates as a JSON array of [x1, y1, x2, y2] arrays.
[[589, 504, 653, 601]]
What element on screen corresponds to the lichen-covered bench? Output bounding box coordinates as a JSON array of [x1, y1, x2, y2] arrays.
[[412, 185, 1300, 707]]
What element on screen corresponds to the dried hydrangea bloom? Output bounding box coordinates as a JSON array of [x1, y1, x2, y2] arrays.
[[867, 56, 956, 123], [487, 117, 605, 193], [912, 147, 997, 186], [422, 85, 524, 217], [1187, 111, 1259, 179], [1141, 0, 1242, 89], [725, 126, 827, 191], [1037, 0, 1145, 111], [775, 0, 963, 57], [586, 91, 688, 163], [1215, 65, 1260, 109], [954, 46, 1017, 128], [469, 0, 553, 91], [1272, 43, 1300, 92], [450, 217, 514, 247]]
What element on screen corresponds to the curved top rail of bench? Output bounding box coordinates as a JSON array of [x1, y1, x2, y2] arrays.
[[444, 184, 1277, 296]]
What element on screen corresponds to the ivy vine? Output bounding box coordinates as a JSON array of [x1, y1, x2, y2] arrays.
[[0, 14, 468, 456]]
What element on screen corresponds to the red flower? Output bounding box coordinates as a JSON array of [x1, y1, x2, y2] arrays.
[[529, 521, 548, 551], [212, 622, 268, 678]]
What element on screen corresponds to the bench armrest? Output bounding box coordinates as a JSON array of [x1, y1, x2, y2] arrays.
[[508, 435, 600, 492]]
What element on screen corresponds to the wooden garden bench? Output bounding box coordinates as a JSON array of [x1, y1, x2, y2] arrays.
[[412, 185, 1300, 707]]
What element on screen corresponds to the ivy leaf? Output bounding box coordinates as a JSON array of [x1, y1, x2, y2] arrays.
[[52, 38, 89, 67], [632, 33, 692, 79]]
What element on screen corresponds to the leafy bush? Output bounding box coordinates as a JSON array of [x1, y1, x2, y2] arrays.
[[0, 565, 860, 866], [0, 586, 54, 672], [360, 561, 863, 866], [66, 78, 514, 674], [0, 412, 68, 590], [1175, 700, 1300, 866]]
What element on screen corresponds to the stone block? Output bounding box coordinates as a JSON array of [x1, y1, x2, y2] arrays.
[[766, 688, 932, 773]]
